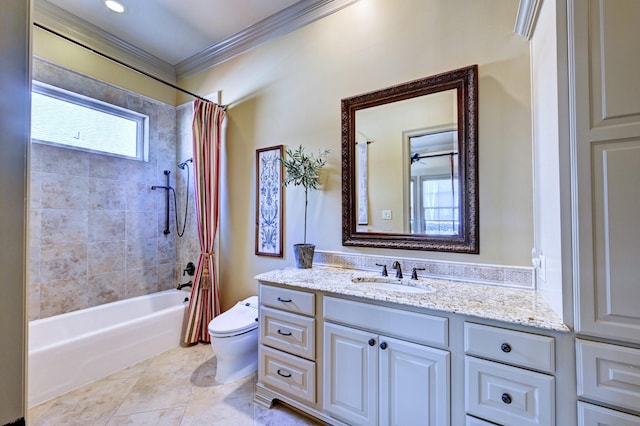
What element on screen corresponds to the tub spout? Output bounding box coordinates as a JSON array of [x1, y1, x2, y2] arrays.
[[177, 281, 192, 290]]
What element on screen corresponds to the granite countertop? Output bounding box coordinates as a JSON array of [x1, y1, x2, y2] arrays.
[[255, 267, 570, 333]]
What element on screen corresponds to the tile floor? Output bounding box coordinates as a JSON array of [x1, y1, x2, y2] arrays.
[[28, 344, 321, 425]]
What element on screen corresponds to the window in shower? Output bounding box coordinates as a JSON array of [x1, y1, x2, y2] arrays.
[[31, 81, 149, 161]]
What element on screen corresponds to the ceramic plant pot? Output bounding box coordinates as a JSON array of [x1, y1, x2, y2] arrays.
[[293, 244, 315, 269]]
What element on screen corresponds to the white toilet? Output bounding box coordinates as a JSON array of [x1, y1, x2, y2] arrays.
[[208, 295, 259, 383]]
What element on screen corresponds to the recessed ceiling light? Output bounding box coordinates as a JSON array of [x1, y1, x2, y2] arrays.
[[105, 0, 126, 14]]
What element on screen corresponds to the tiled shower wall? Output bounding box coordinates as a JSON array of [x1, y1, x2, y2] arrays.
[[29, 58, 179, 320]]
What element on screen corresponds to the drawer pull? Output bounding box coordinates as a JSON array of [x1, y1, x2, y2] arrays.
[[276, 369, 292, 378], [501, 393, 512, 404], [277, 329, 292, 336], [500, 343, 512, 353], [277, 297, 292, 303], [368, 338, 376, 346], [380, 341, 388, 350]]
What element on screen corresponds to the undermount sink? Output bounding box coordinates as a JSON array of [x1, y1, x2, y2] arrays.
[[351, 276, 436, 293]]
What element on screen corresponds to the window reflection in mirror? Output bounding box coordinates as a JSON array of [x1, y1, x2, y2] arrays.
[[407, 125, 458, 235]]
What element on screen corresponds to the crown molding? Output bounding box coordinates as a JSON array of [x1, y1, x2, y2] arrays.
[[175, 0, 358, 81], [514, 0, 543, 39], [33, 0, 178, 82], [33, 0, 357, 84]]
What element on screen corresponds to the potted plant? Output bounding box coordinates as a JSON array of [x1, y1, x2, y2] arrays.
[[281, 144, 330, 268]]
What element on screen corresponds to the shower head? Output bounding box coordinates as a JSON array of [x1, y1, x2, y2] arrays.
[[177, 158, 193, 170]]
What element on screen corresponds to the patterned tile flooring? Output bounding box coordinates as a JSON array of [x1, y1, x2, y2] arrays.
[[28, 344, 321, 425]]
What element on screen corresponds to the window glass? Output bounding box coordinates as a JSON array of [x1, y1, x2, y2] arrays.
[[31, 82, 148, 161]]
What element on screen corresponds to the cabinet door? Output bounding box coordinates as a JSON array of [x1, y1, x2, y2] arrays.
[[578, 401, 640, 426], [379, 336, 450, 426], [323, 322, 378, 426], [570, 0, 640, 343]]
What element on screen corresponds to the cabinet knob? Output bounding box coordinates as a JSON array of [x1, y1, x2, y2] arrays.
[[277, 297, 292, 303], [368, 338, 376, 346], [501, 393, 512, 404], [276, 369, 292, 378], [500, 343, 512, 353], [277, 329, 292, 336], [380, 342, 388, 350]]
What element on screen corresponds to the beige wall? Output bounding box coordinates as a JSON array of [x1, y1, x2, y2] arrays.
[[180, 0, 533, 309], [33, 27, 178, 106]]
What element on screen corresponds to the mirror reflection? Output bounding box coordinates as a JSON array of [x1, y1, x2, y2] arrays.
[[354, 89, 458, 235], [342, 65, 478, 253]]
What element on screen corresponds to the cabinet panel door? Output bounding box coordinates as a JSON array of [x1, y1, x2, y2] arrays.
[[571, 0, 640, 343], [576, 339, 640, 413], [578, 401, 640, 426], [323, 322, 378, 426], [379, 336, 450, 426]]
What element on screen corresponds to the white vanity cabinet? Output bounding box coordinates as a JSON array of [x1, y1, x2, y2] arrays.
[[322, 297, 450, 426], [464, 322, 555, 426], [257, 284, 317, 406]]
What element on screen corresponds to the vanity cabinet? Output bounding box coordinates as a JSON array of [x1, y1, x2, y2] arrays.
[[322, 297, 450, 426], [257, 285, 317, 406], [464, 323, 555, 426]]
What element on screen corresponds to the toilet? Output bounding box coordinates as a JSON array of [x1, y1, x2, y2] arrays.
[[208, 295, 259, 383]]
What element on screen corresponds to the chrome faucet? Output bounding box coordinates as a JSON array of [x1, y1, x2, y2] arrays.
[[392, 261, 403, 279]]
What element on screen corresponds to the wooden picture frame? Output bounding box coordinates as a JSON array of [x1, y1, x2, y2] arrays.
[[255, 145, 284, 257]]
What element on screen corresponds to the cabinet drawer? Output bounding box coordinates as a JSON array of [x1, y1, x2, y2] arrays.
[[260, 306, 315, 360], [465, 356, 554, 426], [464, 322, 555, 373], [577, 401, 640, 426], [259, 345, 316, 404], [466, 416, 500, 426], [576, 339, 640, 412], [260, 284, 315, 316], [324, 296, 448, 347]]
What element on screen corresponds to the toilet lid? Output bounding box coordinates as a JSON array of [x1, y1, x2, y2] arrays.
[[208, 298, 259, 336]]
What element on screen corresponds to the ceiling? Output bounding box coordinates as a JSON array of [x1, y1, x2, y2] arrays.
[[33, 0, 357, 81]]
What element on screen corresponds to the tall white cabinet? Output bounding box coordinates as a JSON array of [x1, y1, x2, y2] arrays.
[[568, 0, 640, 423]]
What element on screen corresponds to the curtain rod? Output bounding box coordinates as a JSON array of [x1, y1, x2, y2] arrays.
[[33, 22, 225, 108]]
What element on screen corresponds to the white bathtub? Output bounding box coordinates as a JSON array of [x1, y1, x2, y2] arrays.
[[28, 289, 190, 407]]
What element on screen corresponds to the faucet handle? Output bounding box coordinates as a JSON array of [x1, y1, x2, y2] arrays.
[[411, 267, 426, 280], [375, 263, 388, 276]]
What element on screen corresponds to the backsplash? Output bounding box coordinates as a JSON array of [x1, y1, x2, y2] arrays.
[[314, 250, 535, 289]]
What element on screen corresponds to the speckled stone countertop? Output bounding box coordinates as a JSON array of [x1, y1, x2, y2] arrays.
[[255, 267, 570, 333]]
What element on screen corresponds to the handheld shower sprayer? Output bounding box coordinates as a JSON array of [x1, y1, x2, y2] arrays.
[[150, 159, 192, 238], [177, 158, 193, 170]]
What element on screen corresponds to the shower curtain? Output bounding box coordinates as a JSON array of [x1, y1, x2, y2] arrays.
[[183, 99, 226, 345]]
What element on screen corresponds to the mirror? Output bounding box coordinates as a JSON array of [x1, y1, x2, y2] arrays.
[[342, 65, 478, 253]]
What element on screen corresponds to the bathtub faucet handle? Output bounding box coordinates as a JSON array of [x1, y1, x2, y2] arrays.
[[183, 262, 195, 276]]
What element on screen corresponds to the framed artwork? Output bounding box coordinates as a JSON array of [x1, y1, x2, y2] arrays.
[[255, 145, 284, 257]]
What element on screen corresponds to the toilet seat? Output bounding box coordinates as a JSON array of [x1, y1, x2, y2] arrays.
[[208, 296, 259, 338]]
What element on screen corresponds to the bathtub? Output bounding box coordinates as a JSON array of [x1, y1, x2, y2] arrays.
[[28, 289, 190, 407]]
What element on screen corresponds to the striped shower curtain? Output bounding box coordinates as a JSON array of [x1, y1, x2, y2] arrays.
[[183, 99, 226, 345]]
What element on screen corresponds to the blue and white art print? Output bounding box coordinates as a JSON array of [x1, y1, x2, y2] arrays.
[[255, 145, 283, 257]]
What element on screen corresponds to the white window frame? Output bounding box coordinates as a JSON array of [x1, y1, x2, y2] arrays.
[[31, 81, 149, 161]]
